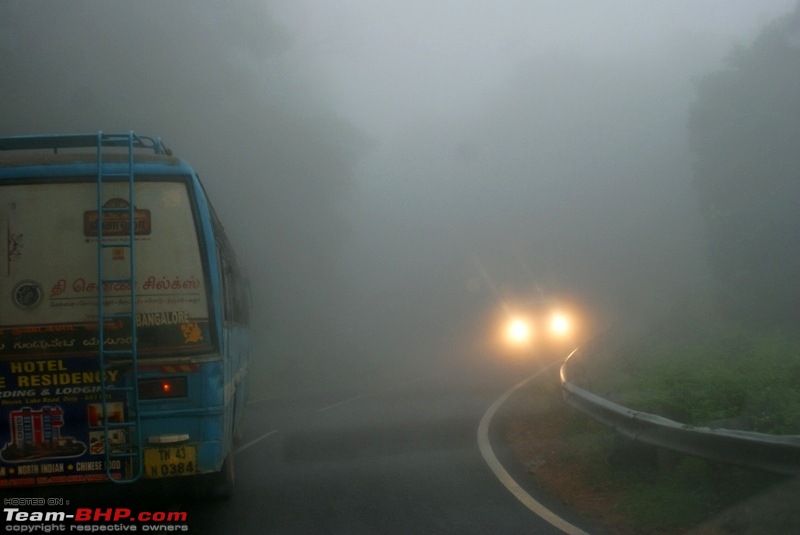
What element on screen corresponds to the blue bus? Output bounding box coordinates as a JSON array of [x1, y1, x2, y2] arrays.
[[0, 132, 249, 498]]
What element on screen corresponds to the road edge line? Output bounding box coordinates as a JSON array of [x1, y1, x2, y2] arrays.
[[234, 429, 279, 456], [477, 369, 590, 535]]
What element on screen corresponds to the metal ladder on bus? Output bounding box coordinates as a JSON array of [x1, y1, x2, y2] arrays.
[[96, 131, 143, 483]]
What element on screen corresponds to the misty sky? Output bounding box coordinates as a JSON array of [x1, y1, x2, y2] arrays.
[[2, 1, 797, 379], [271, 1, 796, 142], [263, 0, 799, 346], [270, 2, 798, 304]]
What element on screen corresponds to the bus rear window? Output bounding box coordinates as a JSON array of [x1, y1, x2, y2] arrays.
[[0, 179, 213, 358]]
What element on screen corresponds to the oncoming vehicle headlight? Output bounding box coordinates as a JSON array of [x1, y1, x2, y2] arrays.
[[505, 317, 532, 346], [548, 312, 571, 338], [490, 300, 587, 356]]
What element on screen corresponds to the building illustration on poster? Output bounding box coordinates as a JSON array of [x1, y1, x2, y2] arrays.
[[1, 405, 86, 461]]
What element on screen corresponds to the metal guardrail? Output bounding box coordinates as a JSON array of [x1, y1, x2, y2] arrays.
[[560, 349, 800, 476]]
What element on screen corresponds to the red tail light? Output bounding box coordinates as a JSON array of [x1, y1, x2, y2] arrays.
[[139, 377, 188, 399]]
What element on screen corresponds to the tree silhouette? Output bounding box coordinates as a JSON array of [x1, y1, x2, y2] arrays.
[[689, 4, 800, 327]]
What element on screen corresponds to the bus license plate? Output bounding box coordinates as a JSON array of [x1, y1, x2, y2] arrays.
[[143, 445, 197, 479]]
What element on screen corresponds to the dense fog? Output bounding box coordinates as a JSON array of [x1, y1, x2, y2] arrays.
[[1, 0, 797, 394]]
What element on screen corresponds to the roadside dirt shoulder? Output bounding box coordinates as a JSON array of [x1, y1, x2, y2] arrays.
[[504, 378, 640, 535]]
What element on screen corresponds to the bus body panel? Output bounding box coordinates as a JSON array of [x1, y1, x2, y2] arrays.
[[0, 138, 249, 489]]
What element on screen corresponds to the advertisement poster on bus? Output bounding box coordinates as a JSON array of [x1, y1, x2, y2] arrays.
[[0, 355, 130, 486]]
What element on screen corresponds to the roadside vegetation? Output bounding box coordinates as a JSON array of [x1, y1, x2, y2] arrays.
[[531, 290, 800, 533], [553, 409, 787, 533], [523, 10, 800, 528], [592, 1, 800, 438], [510, 315, 797, 533], [586, 300, 800, 435], [615, 330, 800, 434]]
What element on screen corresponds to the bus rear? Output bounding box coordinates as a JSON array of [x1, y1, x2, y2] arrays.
[[0, 133, 247, 497]]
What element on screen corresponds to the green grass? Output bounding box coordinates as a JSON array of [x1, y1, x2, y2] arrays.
[[583, 295, 800, 435], [608, 329, 800, 433]]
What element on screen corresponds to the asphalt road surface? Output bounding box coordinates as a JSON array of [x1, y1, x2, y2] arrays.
[[1, 353, 599, 534], [181, 355, 597, 534]]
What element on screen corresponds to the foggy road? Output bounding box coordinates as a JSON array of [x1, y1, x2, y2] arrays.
[[183, 357, 592, 534], [4, 3, 798, 532]]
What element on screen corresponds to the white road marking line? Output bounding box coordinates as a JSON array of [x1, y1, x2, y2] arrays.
[[317, 373, 440, 413], [477, 367, 590, 535], [318, 393, 370, 413], [234, 429, 279, 455]]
